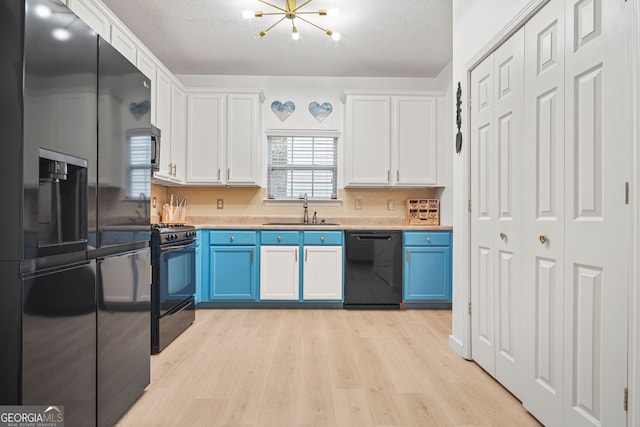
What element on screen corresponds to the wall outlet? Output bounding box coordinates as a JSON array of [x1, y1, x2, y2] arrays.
[[355, 198, 362, 210], [387, 199, 395, 210], [217, 199, 224, 209], [152, 197, 157, 208]]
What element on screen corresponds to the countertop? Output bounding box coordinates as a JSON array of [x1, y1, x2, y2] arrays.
[[188, 216, 453, 231]]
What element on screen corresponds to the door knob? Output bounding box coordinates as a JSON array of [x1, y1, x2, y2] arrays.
[[499, 233, 506, 240], [539, 235, 548, 244]]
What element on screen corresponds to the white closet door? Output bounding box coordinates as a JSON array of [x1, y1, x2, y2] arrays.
[[491, 28, 525, 400], [470, 55, 496, 376], [521, 0, 566, 424], [563, 0, 630, 425], [471, 29, 525, 393]]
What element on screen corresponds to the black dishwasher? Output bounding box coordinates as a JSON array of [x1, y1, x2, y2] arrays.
[[344, 231, 403, 308]]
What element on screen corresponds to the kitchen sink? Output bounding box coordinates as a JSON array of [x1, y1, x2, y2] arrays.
[[263, 222, 340, 226]]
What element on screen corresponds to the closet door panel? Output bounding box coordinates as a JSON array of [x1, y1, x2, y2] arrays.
[[563, 0, 629, 425], [470, 56, 496, 377], [492, 28, 525, 401], [522, 1, 566, 424]]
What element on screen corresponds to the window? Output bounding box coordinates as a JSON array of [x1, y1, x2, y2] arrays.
[[127, 132, 151, 198], [267, 130, 338, 200]]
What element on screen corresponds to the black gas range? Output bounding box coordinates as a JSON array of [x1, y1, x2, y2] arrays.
[[150, 223, 197, 354]]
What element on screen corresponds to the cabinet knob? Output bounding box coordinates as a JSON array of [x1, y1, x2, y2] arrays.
[[320, 236, 325, 241], [277, 235, 282, 241], [499, 232, 506, 241], [539, 235, 548, 244], [230, 236, 235, 241], [426, 237, 431, 242]]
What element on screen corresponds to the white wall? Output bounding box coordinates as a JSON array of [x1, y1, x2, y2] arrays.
[[450, 0, 537, 357]]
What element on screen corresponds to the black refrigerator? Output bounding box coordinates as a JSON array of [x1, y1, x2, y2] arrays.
[[0, 1, 152, 426], [93, 37, 152, 427]]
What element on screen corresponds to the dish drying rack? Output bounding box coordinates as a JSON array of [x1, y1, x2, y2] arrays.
[[162, 195, 187, 223]]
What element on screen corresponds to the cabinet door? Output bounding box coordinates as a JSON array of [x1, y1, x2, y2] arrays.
[[154, 68, 172, 179], [403, 246, 451, 302], [394, 96, 437, 186], [110, 25, 136, 65], [135, 51, 156, 124], [260, 246, 299, 300], [210, 246, 256, 300], [227, 94, 260, 185], [170, 85, 186, 183], [344, 96, 391, 186], [303, 246, 342, 300], [67, 0, 110, 39], [186, 93, 224, 184]]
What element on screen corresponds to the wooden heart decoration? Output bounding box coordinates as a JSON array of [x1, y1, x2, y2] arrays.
[[271, 100, 296, 122], [309, 101, 333, 123], [129, 100, 150, 120]]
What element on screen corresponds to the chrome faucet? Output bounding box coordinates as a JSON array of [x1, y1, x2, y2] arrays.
[[301, 193, 309, 224]]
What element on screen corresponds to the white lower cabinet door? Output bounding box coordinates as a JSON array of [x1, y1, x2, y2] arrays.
[[302, 246, 343, 300], [259, 246, 299, 300]]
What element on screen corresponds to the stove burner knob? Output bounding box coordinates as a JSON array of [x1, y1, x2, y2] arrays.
[[172, 234, 178, 240]]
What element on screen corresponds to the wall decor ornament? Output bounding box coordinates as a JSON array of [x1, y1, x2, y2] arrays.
[[308, 101, 333, 123], [271, 100, 296, 121], [456, 82, 463, 154]]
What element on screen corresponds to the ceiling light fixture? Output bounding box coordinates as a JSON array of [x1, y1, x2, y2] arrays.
[[243, 0, 340, 41]]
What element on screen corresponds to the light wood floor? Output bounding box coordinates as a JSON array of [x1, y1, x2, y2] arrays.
[[116, 309, 542, 427]]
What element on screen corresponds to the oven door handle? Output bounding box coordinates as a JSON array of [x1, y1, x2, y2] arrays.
[[159, 239, 197, 253], [167, 297, 193, 316]]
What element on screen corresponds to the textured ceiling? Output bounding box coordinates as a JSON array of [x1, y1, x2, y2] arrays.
[[101, 0, 452, 78]]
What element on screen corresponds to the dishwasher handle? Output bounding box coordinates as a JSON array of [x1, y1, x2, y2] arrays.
[[351, 234, 393, 241]]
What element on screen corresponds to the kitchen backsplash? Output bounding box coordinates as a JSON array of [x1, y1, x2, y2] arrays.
[[151, 184, 439, 224]]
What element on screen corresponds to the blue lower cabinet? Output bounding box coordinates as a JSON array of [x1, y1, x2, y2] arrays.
[[210, 246, 257, 300], [201, 231, 258, 302], [403, 231, 452, 303]]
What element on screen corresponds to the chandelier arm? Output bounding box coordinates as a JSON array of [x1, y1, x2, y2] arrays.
[[295, 11, 324, 15], [293, 0, 313, 12], [258, 0, 287, 13], [260, 15, 288, 35], [259, 12, 287, 16], [295, 14, 330, 33]]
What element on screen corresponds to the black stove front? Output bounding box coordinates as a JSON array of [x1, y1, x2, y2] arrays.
[[150, 224, 196, 354]]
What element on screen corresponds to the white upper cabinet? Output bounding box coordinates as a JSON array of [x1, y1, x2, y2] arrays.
[[153, 68, 173, 180], [109, 24, 136, 65], [67, 0, 110, 39], [343, 95, 392, 186], [135, 50, 156, 124], [342, 90, 445, 187], [170, 85, 186, 183], [394, 96, 438, 186], [186, 93, 224, 184], [153, 72, 187, 184], [186, 90, 263, 186]]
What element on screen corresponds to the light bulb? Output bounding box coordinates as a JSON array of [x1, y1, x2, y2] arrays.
[[327, 8, 340, 17], [292, 27, 300, 40], [242, 10, 254, 19], [331, 32, 341, 41]]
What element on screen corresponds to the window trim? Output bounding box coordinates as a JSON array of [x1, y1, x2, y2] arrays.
[[264, 129, 341, 202]]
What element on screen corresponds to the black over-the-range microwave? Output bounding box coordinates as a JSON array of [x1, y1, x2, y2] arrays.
[[151, 125, 161, 172]]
